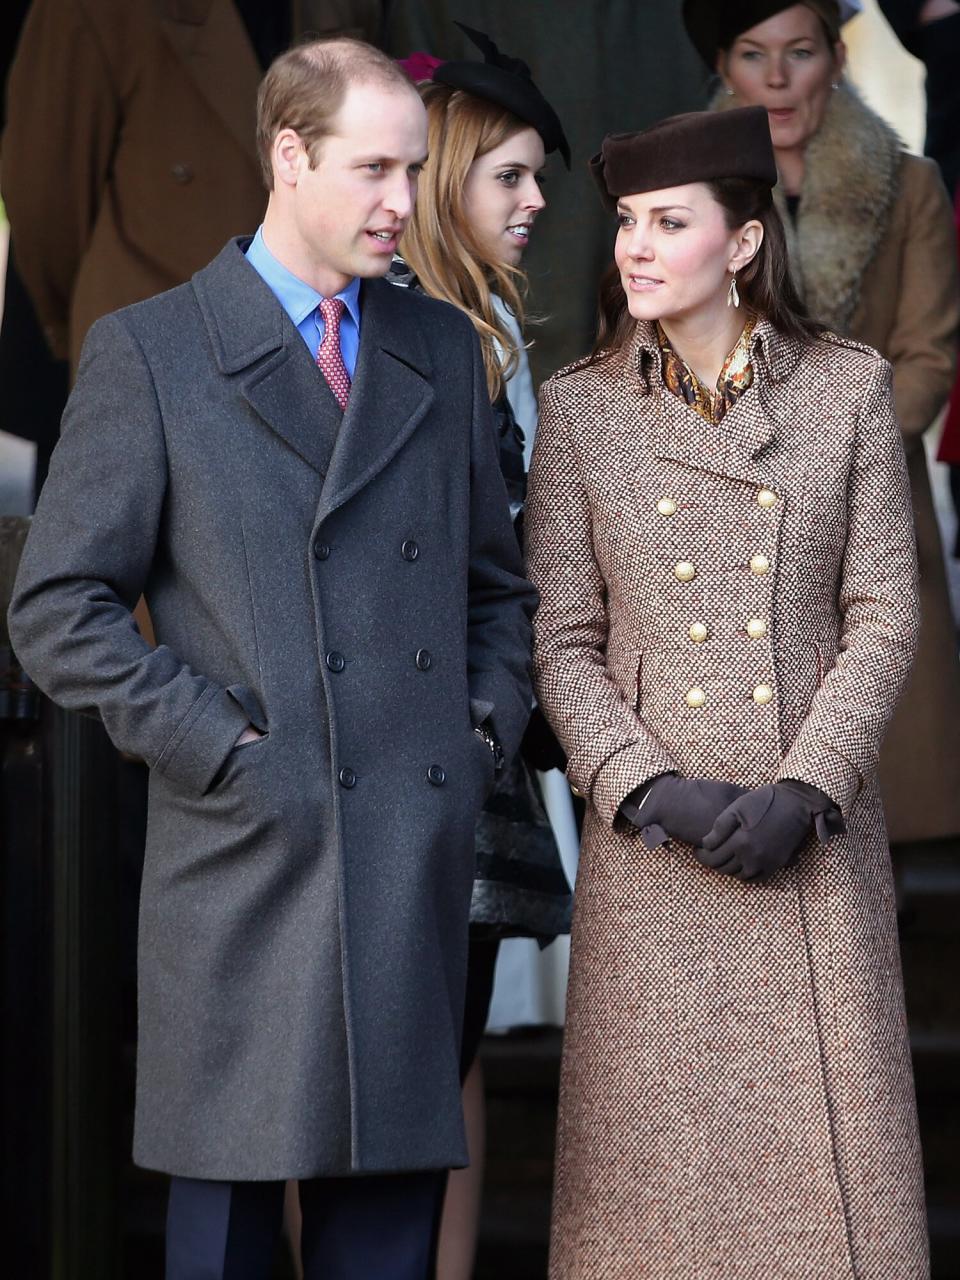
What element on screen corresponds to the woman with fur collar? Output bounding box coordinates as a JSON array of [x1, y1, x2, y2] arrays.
[[684, 0, 960, 846]]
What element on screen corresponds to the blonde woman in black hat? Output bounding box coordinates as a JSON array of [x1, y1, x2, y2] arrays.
[[525, 105, 926, 1277], [394, 28, 575, 1280], [683, 0, 960, 855]]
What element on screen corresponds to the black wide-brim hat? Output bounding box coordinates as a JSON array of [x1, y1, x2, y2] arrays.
[[432, 22, 570, 167], [682, 0, 842, 67], [590, 106, 777, 213]]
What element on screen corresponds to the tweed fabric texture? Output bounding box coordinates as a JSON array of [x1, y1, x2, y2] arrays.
[[525, 319, 927, 1278], [714, 82, 960, 840]]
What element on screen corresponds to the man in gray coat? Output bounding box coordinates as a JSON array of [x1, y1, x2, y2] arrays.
[[8, 36, 534, 1280]]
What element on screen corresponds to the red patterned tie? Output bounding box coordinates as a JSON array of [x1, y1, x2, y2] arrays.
[[316, 297, 351, 410]]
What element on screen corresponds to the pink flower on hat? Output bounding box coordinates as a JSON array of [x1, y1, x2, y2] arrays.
[[398, 52, 446, 83]]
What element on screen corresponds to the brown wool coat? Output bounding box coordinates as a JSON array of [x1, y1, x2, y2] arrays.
[[526, 320, 927, 1279], [726, 82, 960, 842], [1, 0, 383, 371]]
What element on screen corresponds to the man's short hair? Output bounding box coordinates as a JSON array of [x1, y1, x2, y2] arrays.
[[256, 38, 415, 190]]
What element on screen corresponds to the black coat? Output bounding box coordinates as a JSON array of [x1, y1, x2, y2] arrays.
[[8, 239, 536, 1179]]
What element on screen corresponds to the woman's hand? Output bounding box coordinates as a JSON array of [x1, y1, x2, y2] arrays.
[[621, 774, 748, 850], [696, 780, 844, 881]]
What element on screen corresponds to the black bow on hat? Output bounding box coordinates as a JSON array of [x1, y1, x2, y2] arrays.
[[433, 23, 571, 168]]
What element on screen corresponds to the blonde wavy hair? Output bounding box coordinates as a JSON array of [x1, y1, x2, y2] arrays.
[[399, 80, 532, 401]]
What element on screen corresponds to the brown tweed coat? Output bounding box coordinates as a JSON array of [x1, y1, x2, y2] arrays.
[[526, 319, 927, 1279], [719, 82, 960, 842]]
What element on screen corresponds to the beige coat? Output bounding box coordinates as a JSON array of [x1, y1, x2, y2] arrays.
[[730, 83, 960, 842], [1, 0, 383, 371], [526, 321, 926, 1278]]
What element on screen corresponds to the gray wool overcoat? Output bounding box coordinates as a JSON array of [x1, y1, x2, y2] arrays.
[[8, 239, 536, 1180]]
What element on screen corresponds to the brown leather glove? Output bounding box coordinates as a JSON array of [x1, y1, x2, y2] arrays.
[[696, 779, 845, 881], [620, 773, 749, 851]]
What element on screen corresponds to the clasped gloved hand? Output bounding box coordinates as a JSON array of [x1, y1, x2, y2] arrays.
[[696, 779, 845, 881], [620, 773, 749, 851]]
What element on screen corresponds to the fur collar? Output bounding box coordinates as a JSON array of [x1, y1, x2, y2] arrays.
[[714, 83, 904, 330]]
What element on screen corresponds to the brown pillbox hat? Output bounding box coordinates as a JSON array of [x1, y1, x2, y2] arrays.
[[682, 0, 842, 68], [590, 106, 777, 213]]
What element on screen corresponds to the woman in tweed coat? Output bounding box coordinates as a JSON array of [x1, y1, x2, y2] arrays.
[[526, 107, 926, 1279]]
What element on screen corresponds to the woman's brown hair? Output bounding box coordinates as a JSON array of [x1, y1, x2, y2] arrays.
[[399, 80, 531, 401], [591, 178, 822, 363]]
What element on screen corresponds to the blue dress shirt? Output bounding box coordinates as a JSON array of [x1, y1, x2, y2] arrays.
[[245, 227, 361, 377]]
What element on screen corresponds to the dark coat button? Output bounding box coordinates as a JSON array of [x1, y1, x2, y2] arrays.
[[339, 767, 356, 788], [314, 540, 331, 560], [171, 162, 194, 184], [326, 651, 345, 673], [401, 539, 419, 562], [427, 765, 446, 786], [415, 648, 432, 671]]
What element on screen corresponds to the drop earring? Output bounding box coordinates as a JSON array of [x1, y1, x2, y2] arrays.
[[727, 273, 740, 308]]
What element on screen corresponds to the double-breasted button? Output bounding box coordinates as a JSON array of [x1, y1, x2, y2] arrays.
[[171, 162, 193, 184], [746, 618, 767, 640], [657, 497, 678, 517], [753, 684, 774, 706], [339, 767, 357, 788], [427, 765, 446, 786], [674, 560, 696, 583], [685, 687, 706, 709], [314, 539, 331, 560], [401, 539, 419, 562], [757, 488, 778, 509], [749, 554, 770, 577], [326, 651, 345, 673], [688, 622, 708, 644], [415, 648, 432, 671]]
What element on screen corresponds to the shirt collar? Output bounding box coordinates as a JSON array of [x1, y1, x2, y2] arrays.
[[246, 226, 362, 329]]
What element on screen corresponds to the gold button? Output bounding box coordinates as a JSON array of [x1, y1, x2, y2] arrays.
[[685, 686, 706, 709], [753, 683, 774, 705], [657, 497, 678, 517], [757, 488, 778, 509], [688, 622, 708, 644], [746, 618, 767, 640], [749, 554, 770, 576], [570, 784, 584, 798], [674, 560, 696, 583]]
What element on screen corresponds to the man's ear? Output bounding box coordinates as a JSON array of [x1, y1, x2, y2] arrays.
[[272, 128, 303, 189]]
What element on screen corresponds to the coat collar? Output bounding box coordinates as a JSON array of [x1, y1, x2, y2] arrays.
[[318, 275, 435, 521], [623, 317, 800, 486], [192, 240, 435, 505], [713, 82, 903, 331], [155, 0, 261, 169]]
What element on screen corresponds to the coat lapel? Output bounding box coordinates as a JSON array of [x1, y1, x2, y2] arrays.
[[156, 0, 261, 168], [629, 321, 798, 488], [193, 240, 342, 476], [317, 279, 435, 520]]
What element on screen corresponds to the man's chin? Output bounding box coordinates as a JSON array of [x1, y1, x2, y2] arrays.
[[351, 253, 395, 280]]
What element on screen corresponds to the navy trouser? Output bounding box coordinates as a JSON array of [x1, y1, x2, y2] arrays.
[[166, 1170, 444, 1280]]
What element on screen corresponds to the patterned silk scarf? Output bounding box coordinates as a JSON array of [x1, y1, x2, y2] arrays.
[[657, 317, 756, 425]]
